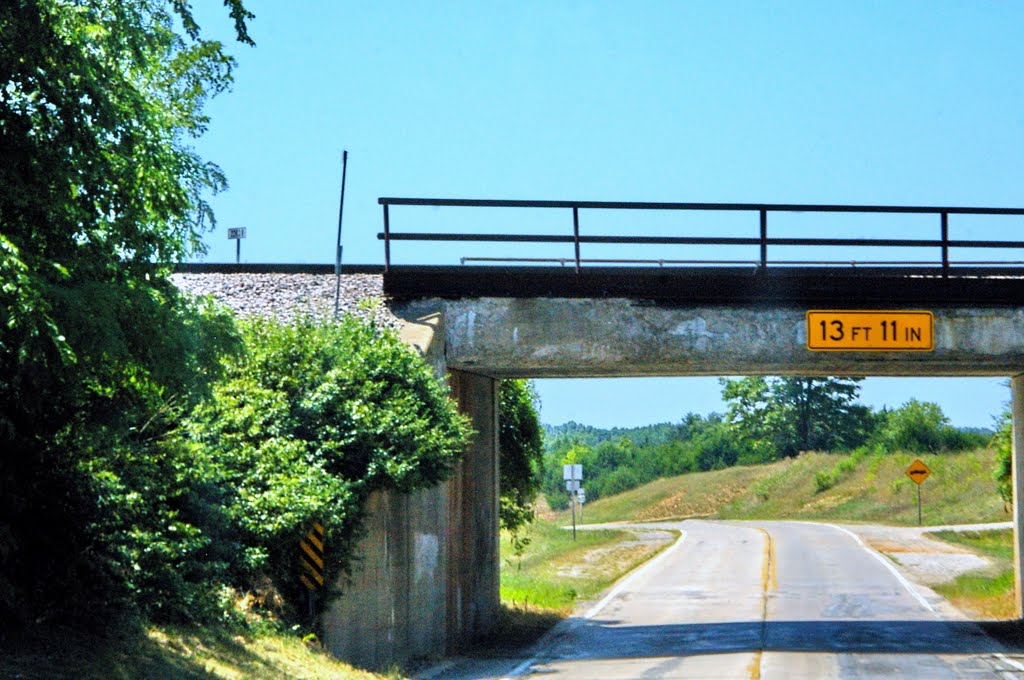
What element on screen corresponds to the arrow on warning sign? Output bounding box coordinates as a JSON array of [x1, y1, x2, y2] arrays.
[[904, 459, 931, 485]]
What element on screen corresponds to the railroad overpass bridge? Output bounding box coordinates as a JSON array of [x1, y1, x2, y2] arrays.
[[189, 199, 1024, 668]]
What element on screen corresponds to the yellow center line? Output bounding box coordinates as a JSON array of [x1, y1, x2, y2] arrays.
[[749, 528, 777, 680]]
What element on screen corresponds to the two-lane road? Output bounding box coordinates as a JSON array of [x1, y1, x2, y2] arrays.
[[430, 520, 1023, 679]]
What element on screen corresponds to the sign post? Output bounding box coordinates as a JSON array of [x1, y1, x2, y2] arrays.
[[563, 464, 583, 540], [905, 458, 931, 526]]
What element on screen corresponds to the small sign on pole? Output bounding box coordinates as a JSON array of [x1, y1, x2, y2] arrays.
[[905, 458, 931, 526], [228, 227, 247, 264], [563, 464, 583, 540]]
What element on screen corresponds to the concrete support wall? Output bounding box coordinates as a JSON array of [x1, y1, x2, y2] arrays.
[[322, 487, 449, 668], [1012, 375, 1024, 619], [322, 369, 500, 668], [446, 370, 501, 651]]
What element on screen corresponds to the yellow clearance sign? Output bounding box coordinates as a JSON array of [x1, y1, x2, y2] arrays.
[[806, 310, 934, 352]]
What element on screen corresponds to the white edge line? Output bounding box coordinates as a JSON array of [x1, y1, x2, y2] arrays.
[[500, 528, 688, 679], [996, 652, 1024, 673], [826, 523, 936, 613], [582, 528, 688, 620]]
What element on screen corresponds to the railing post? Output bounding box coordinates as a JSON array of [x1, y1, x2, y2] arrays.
[[573, 207, 581, 274], [759, 209, 768, 268], [940, 211, 949, 275], [383, 203, 391, 272]]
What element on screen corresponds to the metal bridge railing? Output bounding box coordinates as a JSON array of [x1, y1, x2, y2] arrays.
[[377, 198, 1024, 274]]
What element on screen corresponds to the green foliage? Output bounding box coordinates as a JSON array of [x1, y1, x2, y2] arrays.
[[185, 316, 473, 611], [813, 470, 837, 493], [0, 292, 241, 624], [992, 409, 1012, 506], [871, 399, 980, 453], [720, 376, 869, 458], [499, 380, 544, 537], [542, 414, 742, 507], [1, 0, 252, 626]]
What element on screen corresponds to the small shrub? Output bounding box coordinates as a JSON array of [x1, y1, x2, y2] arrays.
[[814, 471, 837, 493], [184, 314, 473, 616]]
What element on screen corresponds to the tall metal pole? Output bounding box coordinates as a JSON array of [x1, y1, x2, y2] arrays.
[[333, 150, 349, 318], [917, 484, 922, 526], [571, 492, 577, 541]]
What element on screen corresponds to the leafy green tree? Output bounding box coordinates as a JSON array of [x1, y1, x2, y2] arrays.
[[498, 380, 544, 535], [0, 0, 251, 624], [720, 376, 868, 458], [873, 399, 960, 453]]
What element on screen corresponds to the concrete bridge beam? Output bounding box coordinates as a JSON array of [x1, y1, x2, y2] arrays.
[[393, 298, 1024, 377]]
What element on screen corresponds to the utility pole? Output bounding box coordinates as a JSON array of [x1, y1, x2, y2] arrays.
[[333, 150, 349, 318]]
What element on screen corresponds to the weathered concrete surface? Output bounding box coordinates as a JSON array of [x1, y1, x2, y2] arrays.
[[323, 487, 449, 668], [390, 298, 1024, 377], [397, 309, 446, 377], [445, 370, 501, 651], [1013, 375, 1024, 619], [322, 369, 499, 668]]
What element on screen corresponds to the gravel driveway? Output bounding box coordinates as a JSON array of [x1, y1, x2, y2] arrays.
[[837, 521, 1012, 587]]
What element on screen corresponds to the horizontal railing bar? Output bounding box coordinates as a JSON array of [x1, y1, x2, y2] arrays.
[[379, 197, 1024, 215], [379, 232, 1024, 248], [458, 256, 1024, 266], [381, 233, 574, 243]]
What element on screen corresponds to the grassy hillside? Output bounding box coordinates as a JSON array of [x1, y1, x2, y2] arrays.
[[573, 449, 1008, 526]]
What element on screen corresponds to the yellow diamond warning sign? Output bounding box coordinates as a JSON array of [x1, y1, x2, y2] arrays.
[[905, 459, 931, 485]]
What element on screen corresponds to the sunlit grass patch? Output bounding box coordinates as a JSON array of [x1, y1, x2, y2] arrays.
[[499, 519, 675, 617], [929, 528, 1015, 619]]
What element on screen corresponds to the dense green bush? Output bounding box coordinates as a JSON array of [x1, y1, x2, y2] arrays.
[[0, 289, 240, 625], [183, 315, 473, 613]]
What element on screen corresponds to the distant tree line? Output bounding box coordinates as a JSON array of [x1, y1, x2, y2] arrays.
[[543, 377, 990, 509]]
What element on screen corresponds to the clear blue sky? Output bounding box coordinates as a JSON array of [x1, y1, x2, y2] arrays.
[[190, 2, 1021, 429]]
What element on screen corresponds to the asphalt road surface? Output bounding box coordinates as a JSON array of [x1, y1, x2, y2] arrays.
[[426, 520, 1024, 679]]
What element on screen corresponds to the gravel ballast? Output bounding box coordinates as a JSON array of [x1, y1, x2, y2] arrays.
[[170, 272, 400, 329]]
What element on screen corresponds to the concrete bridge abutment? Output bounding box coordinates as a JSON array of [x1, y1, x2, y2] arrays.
[[323, 369, 500, 668]]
